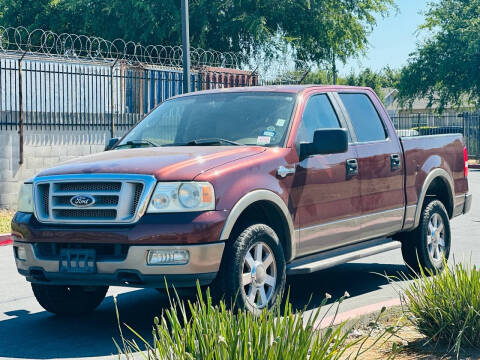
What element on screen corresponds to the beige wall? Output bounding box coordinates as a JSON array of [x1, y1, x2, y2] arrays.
[[0, 129, 121, 209]]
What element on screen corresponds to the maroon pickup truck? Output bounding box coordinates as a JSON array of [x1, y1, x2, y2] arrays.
[[11, 85, 471, 315]]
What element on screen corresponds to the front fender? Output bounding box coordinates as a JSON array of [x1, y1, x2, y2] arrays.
[[218, 189, 296, 260]]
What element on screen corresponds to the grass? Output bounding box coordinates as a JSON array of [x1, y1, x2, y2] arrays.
[[115, 286, 401, 360], [402, 262, 480, 358], [0, 209, 13, 234]]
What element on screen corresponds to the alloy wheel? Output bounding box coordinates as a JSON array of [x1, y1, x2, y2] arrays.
[[427, 213, 446, 263], [241, 242, 277, 309]]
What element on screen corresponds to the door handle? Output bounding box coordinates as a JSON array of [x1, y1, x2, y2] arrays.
[[277, 166, 296, 178], [390, 153, 401, 171], [346, 159, 358, 177]]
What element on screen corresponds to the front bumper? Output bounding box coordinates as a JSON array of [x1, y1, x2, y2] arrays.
[[13, 241, 225, 288]]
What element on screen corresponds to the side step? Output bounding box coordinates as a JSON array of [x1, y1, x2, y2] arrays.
[[286, 237, 401, 275]]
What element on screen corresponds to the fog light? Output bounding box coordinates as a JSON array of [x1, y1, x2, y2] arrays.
[[147, 249, 189, 265], [16, 246, 27, 261]]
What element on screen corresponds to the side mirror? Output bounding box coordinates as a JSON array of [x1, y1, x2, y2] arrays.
[[105, 137, 120, 151], [300, 129, 348, 159]]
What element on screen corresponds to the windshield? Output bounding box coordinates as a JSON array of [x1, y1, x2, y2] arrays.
[[116, 92, 296, 148]]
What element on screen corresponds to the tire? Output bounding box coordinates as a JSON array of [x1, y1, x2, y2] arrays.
[[401, 199, 451, 274], [214, 224, 286, 315], [31, 283, 108, 315]]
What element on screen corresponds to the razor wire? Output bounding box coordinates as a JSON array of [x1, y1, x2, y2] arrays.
[[0, 26, 246, 69]]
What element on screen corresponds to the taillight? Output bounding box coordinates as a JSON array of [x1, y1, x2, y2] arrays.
[[464, 146, 468, 177]]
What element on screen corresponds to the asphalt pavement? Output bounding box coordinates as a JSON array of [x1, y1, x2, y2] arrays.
[[1, 170, 479, 360]]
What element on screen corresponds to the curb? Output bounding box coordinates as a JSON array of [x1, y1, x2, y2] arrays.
[[0, 234, 12, 246], [316, 298, 402, 329]]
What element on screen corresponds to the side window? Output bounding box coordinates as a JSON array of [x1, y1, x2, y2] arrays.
[[339, 93, 387, 142], [296, 94, 341, 144]]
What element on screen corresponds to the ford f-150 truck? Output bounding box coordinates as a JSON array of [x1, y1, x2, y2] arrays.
[[11, 85, 471, 315]]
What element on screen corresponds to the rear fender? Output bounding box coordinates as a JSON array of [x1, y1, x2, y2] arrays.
[[413, 168, 454, 228]]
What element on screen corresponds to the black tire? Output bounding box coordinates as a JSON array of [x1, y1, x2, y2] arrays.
[[214, 224, 286, 314], [401, 199, 451, 274], [31, 283, 108, 315]]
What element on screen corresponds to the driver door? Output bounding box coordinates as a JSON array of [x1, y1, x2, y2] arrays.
[[292, 93, 361, 257]]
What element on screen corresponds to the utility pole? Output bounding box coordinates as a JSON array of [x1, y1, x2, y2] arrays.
[[181, 0, 191, 93]]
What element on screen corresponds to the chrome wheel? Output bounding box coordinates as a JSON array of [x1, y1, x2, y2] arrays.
[[241, 242, 277, 309], [427, 213, 445, 263]]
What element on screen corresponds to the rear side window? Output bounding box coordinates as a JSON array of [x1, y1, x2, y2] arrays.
[[339, 93, 387, 142], [296, 94, 341, 144]]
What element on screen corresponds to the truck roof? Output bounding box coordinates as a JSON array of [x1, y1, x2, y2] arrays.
[[170, 84, 373, 100]]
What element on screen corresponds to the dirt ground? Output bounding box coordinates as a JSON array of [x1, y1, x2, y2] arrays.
[[342, 306, 480, 360]]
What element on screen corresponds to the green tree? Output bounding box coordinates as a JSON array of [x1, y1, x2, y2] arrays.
[[0, 0, 394, 67], [303, 66, 400, 101], [397, 0, 480, 110]]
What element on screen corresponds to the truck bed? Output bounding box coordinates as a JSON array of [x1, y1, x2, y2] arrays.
[[399, 134, 468, 230]]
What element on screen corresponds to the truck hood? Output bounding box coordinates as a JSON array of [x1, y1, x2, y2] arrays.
[[36, 146, 266, 181]]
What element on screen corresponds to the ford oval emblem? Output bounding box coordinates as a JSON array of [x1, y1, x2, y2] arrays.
[[70, 195, 95, 208]]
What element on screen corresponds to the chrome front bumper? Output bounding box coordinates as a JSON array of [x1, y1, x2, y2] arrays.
[[13, 241, 225, 288]]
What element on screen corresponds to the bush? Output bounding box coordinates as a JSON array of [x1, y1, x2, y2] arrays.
[[403, 262, 480, 355], [115, 286, 399, 360], [0, 209, 13, 234]]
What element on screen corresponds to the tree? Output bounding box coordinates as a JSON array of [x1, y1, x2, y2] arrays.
[[302, 66, 400, 101], [397, 0, 480, 110], [0, 0, 394, 67]]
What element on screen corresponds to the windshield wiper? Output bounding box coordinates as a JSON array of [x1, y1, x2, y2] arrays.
[[115, 139, 160, 149], [184, 138, 243, 146]]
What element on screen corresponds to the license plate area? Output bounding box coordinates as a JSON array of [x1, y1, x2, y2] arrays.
[[59, 249, 96, 273]]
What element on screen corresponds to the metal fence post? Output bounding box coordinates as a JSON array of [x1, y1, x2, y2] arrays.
[[110, 59, 118, 138], [17, 53, 26, 165]]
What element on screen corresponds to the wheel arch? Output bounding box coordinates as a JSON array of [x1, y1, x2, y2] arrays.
[[219, 190, 296, 262], [414, 168, 454, 228]]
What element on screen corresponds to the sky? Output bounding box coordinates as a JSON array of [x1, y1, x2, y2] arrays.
[[339, 0, 431, 75]]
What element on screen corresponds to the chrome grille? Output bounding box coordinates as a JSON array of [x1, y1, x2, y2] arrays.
[[54, 209, 117, 219], [33, 174, 156, 224], [131, 184, 144, 216], [58, 182, 122, 192]]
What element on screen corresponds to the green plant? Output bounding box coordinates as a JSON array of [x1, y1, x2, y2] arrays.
[[403, 261, 480, 357], [0, 209, 13, 234], [115, 285, 400, 360]]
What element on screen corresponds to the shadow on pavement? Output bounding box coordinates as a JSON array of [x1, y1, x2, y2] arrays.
[[0, 262, 408, 359], [286, 262, 408, 311]]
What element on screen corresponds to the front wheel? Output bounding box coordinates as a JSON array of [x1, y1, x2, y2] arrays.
[[215, 224, 286, 314], [401, 199, 451, 273], [31, 284, 108, 315]]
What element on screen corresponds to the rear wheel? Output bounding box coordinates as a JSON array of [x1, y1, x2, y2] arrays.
[[401, 199, 451, 273], [31, 283, 108, 315], [215, 224, 286, 314]]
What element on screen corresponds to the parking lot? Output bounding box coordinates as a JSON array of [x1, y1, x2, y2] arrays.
[[1, 170, 479, 360]]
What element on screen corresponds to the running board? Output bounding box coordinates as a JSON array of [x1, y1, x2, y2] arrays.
[[287, 238, 401, 275]]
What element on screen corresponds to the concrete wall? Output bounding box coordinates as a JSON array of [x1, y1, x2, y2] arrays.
[[0, 129, 122, 209]]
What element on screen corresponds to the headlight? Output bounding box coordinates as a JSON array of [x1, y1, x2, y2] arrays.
[[18, 183, 34, 213], [147, 182, 215, 213]]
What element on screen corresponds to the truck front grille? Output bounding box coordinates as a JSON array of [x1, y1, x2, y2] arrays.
[[33, 175, 156, 224]]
